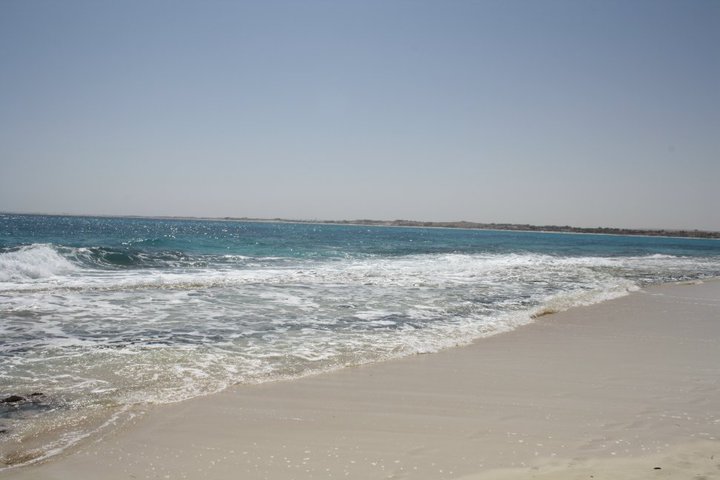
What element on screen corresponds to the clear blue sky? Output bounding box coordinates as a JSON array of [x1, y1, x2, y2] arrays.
[[1, 0, 718, 230]]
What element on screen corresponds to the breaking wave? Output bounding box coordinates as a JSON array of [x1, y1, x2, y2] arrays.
[[0, 244, 77, 282]]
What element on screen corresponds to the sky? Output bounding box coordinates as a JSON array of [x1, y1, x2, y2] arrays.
[[1, 0, 718, 230]]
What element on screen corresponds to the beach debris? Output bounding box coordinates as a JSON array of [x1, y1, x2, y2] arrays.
[[653, 466, 662, 470]]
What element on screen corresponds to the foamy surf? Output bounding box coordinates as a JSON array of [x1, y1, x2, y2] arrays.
[[0, 244, 77, 282]]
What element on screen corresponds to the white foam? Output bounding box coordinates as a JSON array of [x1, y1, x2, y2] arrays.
[[0, 244, 77, 282], [3, 250, 716, 296]]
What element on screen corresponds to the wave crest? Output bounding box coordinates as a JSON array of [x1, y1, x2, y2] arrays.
[[0, 244, 77, 282], [66, 246, 195, 270]]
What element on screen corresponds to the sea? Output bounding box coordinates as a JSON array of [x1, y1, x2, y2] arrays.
[[2, 214, 720, 468]]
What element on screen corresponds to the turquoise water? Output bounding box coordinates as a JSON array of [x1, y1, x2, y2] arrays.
[[1, 214, 720, 466]]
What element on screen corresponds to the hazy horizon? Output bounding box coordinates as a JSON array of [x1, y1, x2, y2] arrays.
[[2, 1, 718, 230]]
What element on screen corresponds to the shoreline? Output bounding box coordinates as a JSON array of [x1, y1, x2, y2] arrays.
[[2, 280, 720, 479]]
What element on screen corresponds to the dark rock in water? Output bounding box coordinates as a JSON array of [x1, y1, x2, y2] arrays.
[[1, 396, 25, 404], [1, 393, 44, 405]]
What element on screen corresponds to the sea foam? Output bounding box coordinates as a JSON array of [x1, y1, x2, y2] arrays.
[[0, 244, 77, 282]]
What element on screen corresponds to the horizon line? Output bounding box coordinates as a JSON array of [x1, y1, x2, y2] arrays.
[[2, 210, 719, 238]]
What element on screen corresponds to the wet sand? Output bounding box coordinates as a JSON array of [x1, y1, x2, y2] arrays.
[[3, 281, 719, 479]]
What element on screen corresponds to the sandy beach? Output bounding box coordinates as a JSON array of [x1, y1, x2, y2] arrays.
[[3, 280, 719, 479]]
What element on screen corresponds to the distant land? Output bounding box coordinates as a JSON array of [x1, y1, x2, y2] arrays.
[[4, 212, 719, 239], [226, 217, 720, 239]]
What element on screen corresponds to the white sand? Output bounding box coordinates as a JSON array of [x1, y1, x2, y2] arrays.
[[2, 281, 719, 479]]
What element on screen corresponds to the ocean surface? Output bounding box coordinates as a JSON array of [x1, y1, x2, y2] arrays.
[[2, 214, 720, 467]]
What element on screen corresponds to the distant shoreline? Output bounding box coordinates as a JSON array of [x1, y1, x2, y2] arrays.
[[3, 211, 719, 239]]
